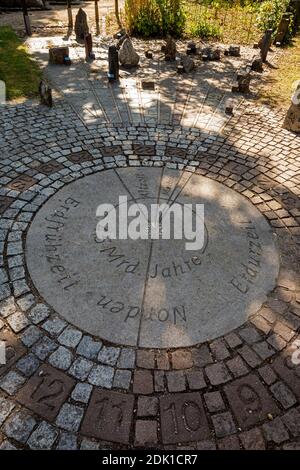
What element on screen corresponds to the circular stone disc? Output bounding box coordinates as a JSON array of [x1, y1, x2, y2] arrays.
[[26, 167, 280, 348]]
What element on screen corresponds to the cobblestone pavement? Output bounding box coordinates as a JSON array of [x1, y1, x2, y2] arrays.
[[0, 40, 300, 450]]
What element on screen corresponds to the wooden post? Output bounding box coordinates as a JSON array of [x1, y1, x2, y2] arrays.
[[95, 0, 100, 36], [21, 0, 32, 37], [67, 0, 73, 29]]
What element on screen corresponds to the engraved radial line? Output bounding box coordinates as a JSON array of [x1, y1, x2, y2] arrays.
[[159, 169, 194, 221], [113, 169, 137, 202], [166, 169, 194, 206], [113, 169, 149, 224], [137, 167, 165, 347], [157, 170, 193, 220]]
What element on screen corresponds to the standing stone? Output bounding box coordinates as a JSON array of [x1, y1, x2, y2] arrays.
[[49, 47, 70, 65], [164, 35, 176, 62], [108, 45, 119, 81], [283, 82, 300, 133], [225, 99, 234, 115], [186, 41, 197, 55], [119, 38, 140, 68], [39, 80, 52, 107], [232, 68, 251, 93], [116, 33, 129, 50], [274, 14, 290, 46], [75, 8, 89, 42], [260, 29, 273, 62], [251, 55, 263, 73], [84, 33, 94, 61], [181, 55, 195, 73], [225, 45, 241, 57], [201, 46, 221, 61]]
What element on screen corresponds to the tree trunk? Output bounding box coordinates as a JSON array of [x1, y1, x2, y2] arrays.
[[21, 0, 32, 36], [67, 0, 73, 29], [95, 0, 100, 35], [115, 0, 121, 28]]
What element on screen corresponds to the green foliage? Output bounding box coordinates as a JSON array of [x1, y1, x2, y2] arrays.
[[256, 0, 290, 32], [187, 17, 222, 39], [125, 0, 185, 37], [157, 0, 186, 37]]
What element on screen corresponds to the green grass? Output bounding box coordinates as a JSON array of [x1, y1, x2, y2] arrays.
[[184, 3, 260, 44], [259, 35, 300, 109], [0, 26, 42, 101]]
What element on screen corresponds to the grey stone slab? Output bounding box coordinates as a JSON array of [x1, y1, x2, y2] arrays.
[[25, 169, 279, 349]]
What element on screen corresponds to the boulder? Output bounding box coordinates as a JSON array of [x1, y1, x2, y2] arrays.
[[181, 55, 195, 73], [75, 8, 89, 42], [119, 38, 140, 67]]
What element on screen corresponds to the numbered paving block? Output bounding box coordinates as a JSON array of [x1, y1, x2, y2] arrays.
[[100, 146, 122, 158], [37, 160, 64, 175], [272, 352, 300, 401], [17, 364, 75, 421], [224, 373, 280, 429], [67, 151, 93, 164], [255, 175, 277, 191], [159, 392, 210, 444], [7, 175, 37, 192], [165, 147, 186, 158], [133, 143, 156, 156], [0, 196, 14, 215], [81, 389, 134, 444], [0, 329, 26, 376]]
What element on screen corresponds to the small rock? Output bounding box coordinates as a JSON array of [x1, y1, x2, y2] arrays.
[[187, 41, 197, 55], [119, 38, 140, 67], [225, 45, 241, 57], [225, 99, 234, 115], [181, 55, 195, 73], [232, 68, 251, 93], [251, 55, 263, 73], [201, 46, 221, 61], [145, 50, 153, 59]]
